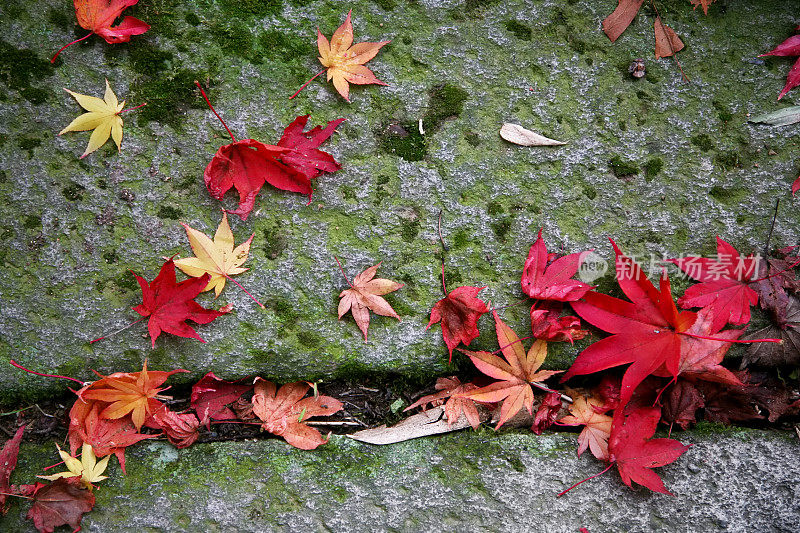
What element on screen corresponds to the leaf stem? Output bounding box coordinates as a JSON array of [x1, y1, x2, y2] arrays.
[[119, 102, 148, 114], [9, 360, 84, 385], [679, 332, 782, 344], [50, 32, 93, 63], [289, 70, 326, 100], [557, 462, 614, 497], [89, 317, 146, 344], [334, 256, 354, 289], [0, 492, 33, 500], [750, 256, 800, 283], [223, 274, 265, 308], [437, 210, 448, 252], [440, 262, 447, 296], [194, 81, 236, 143]]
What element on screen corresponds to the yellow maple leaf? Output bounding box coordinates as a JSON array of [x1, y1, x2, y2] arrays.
[[315, 10, 390, 102], [59, 79, 140, 158], [38, 443, 110, 489], [174, 212, 254, 298]]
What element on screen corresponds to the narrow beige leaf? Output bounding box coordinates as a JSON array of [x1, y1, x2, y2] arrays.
[[500, 123, 566, 146]]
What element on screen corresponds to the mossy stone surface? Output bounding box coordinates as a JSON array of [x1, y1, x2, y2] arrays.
[[2, 428, 799, 531], [0, 0, 799, 403]]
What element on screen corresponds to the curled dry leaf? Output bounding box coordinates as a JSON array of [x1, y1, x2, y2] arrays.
[[349, 405, 490, 445], [152, 406, 201, 449], [748, 106, 800, 127], [500, 123, 566, 147]]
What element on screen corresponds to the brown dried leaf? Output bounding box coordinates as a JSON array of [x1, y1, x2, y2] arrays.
[[602, 0, 645, 42], [654, 17, 684, 59]]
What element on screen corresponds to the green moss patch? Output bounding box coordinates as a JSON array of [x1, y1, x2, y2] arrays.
[[0, 40, 54, 104], [608, 155, 639, 177]]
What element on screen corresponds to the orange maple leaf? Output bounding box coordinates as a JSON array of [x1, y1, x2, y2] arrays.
[[460, 311, 562, 429], [337, 260, 403, 341], [557, 395, 613, 460], [404, 376, 482, 430], [252, 378, 343, 450], [292, 10, 390, 102], [690, 0, 716, 15], [78, 361, 187, 430]]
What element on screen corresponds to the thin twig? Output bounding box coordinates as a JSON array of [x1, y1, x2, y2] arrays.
[[89, 316, 146, 344], [764, 198, 780, 258], [305, 420, 362, 426]]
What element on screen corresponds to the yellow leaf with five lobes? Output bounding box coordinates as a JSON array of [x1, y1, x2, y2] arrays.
[[59, 79, 126, 159], [174, 212, 254, 297], [38, 444, 110, 490]]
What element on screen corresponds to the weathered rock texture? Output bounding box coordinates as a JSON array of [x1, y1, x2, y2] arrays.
[[3, 427, 799, 532], [0, 1, 798, 402]]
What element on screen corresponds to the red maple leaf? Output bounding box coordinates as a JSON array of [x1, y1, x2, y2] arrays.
[[190, 372, 252, 428], [51, 1, 150, 62], [68, 401, 155, 474], [655, 306, 743, 386], [520, 229, 593, 301], [427, 267, 489, 362], [251, 379, 343, 450], [607, 407, 690, 494], [530, 301, 588, 343], [152, 406, 201, 449], [0, 425, 25, 513], [131, 259, 231, 347], [668, 236, 759, 331], [563, 239, 699, 406], [26, 479, 95, 533], [196, 82, 344, 220], [760, 27, 800, 100], [531, 391, 563, 435]]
